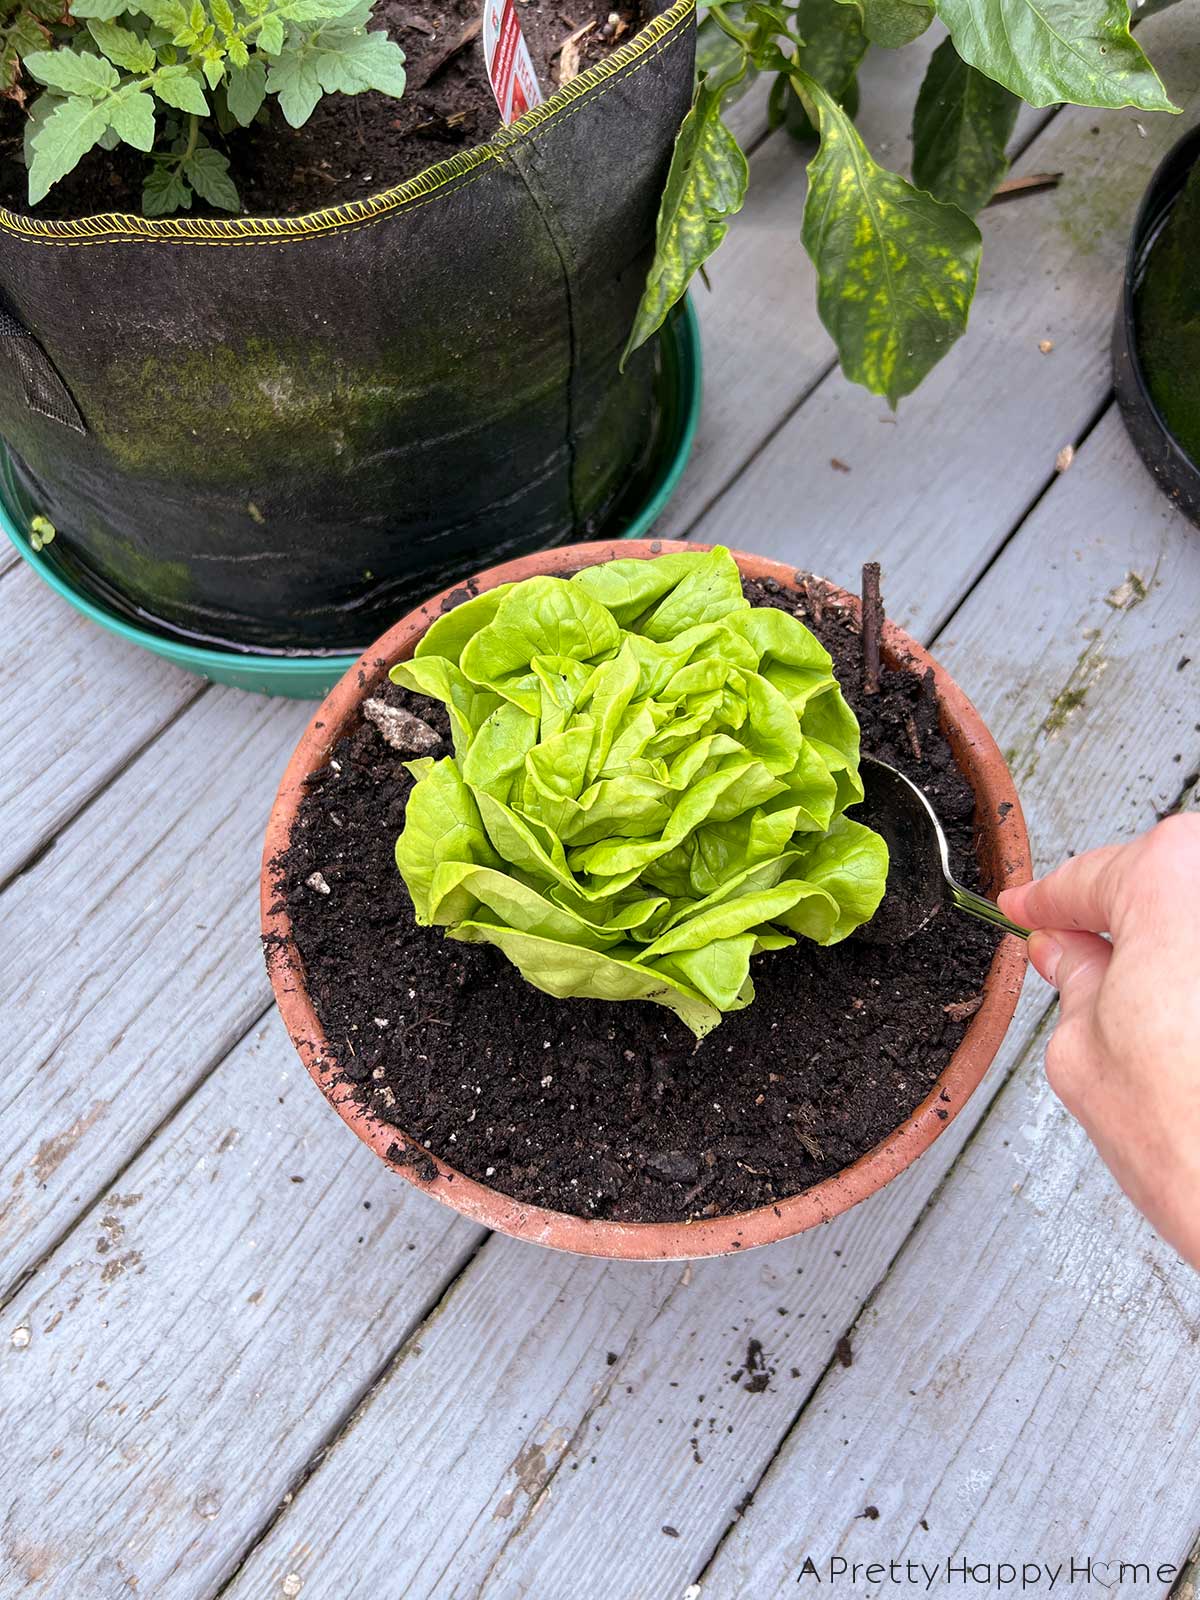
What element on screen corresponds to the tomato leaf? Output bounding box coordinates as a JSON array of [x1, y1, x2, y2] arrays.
[[27, 91, 112, 200]]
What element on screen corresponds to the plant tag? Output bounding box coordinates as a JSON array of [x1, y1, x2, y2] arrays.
[[482, 0, 544, 124]]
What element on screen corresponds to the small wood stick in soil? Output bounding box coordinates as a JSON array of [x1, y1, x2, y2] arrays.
[[410, 17, 482, 89], [987, 172, 1062, 206], [861, 561, 883, 695], [556, 18, 595, 83]]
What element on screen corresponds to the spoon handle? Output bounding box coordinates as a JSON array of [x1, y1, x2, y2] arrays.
[[948, 881, 1031, 940]]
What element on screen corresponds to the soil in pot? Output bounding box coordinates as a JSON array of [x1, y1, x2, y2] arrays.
[[0, 0, 644, 219], [1135, 157, 1200, 466], [273, 574, 1002, 1224]]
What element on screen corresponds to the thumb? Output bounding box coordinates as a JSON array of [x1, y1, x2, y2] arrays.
[[1029, 928, 1112, 1021]]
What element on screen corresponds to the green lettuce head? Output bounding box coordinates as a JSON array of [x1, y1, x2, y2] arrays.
[[390, 547, 888, 1038]]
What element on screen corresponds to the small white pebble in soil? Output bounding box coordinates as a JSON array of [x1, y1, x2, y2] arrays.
[[543, 1040, 551, 1048], [362, 697, 441, 754], [541, 1074, 553, 1088], [329, 759, 341, 773], [10, 1326, 31, 1348], [282, 1577, 303, 1598], [373, 1017, 389, 1028], [372, 1066, 385, 1080], [486, 1166, 496, 1176], [305, 871, 331, 895]]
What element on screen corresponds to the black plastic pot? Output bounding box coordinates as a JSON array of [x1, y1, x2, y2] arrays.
[[1113, 123, 1200, 528], [0, 0, 696, 653]]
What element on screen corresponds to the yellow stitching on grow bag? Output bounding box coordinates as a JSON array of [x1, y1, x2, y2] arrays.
[[0, 0, 696, 247]]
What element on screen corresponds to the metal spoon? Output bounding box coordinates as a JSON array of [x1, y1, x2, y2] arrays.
[[854, 754, 1030, 944]]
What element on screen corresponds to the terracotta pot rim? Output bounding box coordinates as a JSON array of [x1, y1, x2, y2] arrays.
[[261, 540, 1031, 1260]]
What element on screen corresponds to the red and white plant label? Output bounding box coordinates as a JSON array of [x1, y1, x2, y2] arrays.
[[482, 0, 544, 124]]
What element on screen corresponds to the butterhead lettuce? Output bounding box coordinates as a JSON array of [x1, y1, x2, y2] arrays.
[[390, 547, 888, 1037]]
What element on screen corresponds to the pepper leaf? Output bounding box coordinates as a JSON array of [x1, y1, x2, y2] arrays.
[[797, 68, 981, 407], [932, 0, 1178, 110], [834, 0, 933, 47], [795, 0, 867, 96], [621, 74, 748, 366], [695, 3, 759, 105], [912, 35, 1019, 213]]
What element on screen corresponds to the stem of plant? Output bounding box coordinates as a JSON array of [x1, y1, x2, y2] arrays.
[[183, 111, 199, 162], [861, 560, 883, 696]]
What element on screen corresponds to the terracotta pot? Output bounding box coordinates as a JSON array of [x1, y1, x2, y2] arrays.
[[261, 541, 1031, 1260]]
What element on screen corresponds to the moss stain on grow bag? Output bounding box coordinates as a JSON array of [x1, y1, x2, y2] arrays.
[[1135, 159, 1200, 466]]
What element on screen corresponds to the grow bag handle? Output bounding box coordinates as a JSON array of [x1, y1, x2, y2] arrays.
[[0, 300, 84, 434]]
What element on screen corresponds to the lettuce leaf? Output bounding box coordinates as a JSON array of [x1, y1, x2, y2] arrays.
[[391, 547, 888, 1037]]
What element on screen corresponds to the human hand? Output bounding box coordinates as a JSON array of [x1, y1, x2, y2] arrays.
[[998, 813, 1200, 1271]]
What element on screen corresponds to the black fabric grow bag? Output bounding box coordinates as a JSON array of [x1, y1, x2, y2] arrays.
[[0, 0, 695, 652]]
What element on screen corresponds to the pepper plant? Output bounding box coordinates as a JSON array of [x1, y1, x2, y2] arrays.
[[390, 546, 889, 1038], [625, 0, 1178, 405], [0, 0, 406, 213]]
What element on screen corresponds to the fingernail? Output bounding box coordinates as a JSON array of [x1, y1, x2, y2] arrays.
[[1028, 931, 1062, 985]]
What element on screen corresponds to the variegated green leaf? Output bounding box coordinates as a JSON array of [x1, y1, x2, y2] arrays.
[[695, 3, 758, 104], [797, 69, 981, 407], [795, 0, 866, 96], [835, 0, 932, 47], [933, 0, 1177, 110], [622, 75, 748, 365], [912, 36, 1019, 213]]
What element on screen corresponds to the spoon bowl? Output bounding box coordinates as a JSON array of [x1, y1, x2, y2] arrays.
[[855, 755, 1031, 945]]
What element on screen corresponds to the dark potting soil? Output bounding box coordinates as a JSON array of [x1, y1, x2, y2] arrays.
[[273, 575, 1002, 1224], [0, 0, 643, 219]]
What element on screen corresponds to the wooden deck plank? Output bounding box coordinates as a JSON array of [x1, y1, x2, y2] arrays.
[[0, 1010, 483, 1600], [218, 410, 1200, 1600], [0, 687, 311, 1297], [0, 562, 203, 885], [679, 5, 1198, 640], [698, 407, 1200, 1597]]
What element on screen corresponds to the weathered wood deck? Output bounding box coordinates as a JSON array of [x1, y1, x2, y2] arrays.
[[2, 10, 1199, 1596]]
